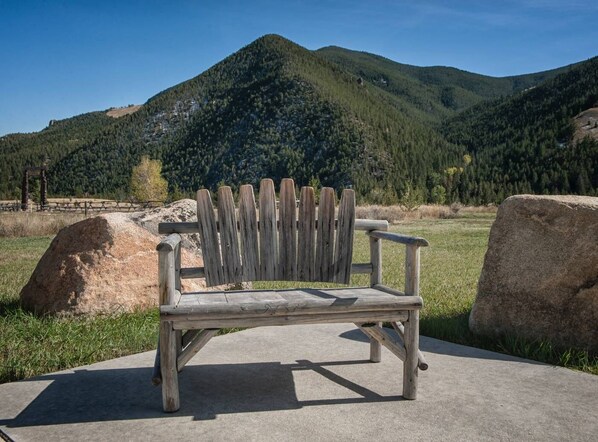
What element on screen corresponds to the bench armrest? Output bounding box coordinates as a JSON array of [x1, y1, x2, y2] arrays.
[[366, 230, 426, 298], [366, 230, 429, 247], [157, 233, 182, 252], [157, 234, 182, 306]]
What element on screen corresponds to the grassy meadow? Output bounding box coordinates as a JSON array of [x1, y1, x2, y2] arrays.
[[0, 211, 596, 384]]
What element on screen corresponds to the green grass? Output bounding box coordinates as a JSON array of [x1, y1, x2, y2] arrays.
[[0, 237, 159, 383], [0, 215, 596, 384]]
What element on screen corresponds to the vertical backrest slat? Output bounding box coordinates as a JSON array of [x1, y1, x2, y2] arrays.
[[278, 178, 297, 280], [217, 186, 242, 283], [297, 186, 316, 281], [196, 189, 223, 286], [315, 187, 336, 282], [259, 178, 278, 280], [333, 189, 355, 284], [238, 184, 260, 281]]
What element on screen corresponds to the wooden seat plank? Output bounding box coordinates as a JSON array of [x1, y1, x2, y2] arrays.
[[163, 287, 423, 317]]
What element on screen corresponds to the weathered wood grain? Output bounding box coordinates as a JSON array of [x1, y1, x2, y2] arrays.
[[334, 189, 355, 284], [238, 184, 260, 281], [315, 187, 336, 282], [196, 189, 223, 286], [278, 178, 297, 280], [391, 321, 428, 370], [152, 338, 162, 385], [179, 264, 370, 280], [160, 321, 179, 412], [297, 186, 316, 281], [403, 310, 419, 399], [369, 234, 383, 363], [259, 179, 278, 280], [180, 267, 206, 279], [158, 248, 175, 306], [181, 329, 201, 348], [405, 244, 420, 296], [158, 218, 389, 234], [174, 243, 181, 292], [358, 323, 406, 362], [351, 263, 373, 274], [176, 328, 219, 371], [367, 230, 429, 247], [170, 312, 408, 330], [217, 186, 242, 283], [162, 287, 423, 317]]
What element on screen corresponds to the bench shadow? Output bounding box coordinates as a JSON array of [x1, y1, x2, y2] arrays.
[[1, 359, 403, 427]]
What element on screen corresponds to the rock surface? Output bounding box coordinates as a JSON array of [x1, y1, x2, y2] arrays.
[[470, 195, 598, 353], [129, 199, 202, 256], [20, 202, 208, 316]]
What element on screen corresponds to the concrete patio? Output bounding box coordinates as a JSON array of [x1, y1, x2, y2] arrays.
[[1, 324, 596, 441]]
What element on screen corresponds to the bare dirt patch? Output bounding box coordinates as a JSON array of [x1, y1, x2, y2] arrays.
[[106, 105, 142, 118], [573, 107, 598, 142]]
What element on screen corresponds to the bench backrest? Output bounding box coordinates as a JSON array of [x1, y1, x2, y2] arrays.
[[197, 178, 355, 287]]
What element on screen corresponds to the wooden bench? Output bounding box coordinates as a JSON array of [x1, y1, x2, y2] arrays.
[[152, 178, 429, 412]]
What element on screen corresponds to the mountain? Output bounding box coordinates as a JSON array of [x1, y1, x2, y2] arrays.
[[1, 34, 596, 204], [8, 35, 464, 202], [316, 46, 572, 121], [0, 111, 117, 197], [443, 56, 598, 203]]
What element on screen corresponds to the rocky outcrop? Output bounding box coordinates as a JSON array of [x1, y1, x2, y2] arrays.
[[470, 195, 598, 353], [130, 199, 202, 256], [20, 202, 209, 316]]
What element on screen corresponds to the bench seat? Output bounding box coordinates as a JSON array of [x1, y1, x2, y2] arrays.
[[160, 286, 422, 328]]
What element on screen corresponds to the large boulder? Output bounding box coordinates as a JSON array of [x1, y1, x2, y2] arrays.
[[470, 195, 598, 353], [20, 203, 208, 316]]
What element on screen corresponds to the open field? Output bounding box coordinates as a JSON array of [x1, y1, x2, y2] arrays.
[[0, 203, 496, 237], [0, 214, 595, 384], [0, 212, 87, 237]]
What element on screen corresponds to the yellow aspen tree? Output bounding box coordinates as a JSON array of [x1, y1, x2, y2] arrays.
[[130, 156, 168, 201]]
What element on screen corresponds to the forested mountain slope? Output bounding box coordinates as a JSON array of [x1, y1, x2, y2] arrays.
[[48, 35, 464, 202], [443, 56, 598, 203], [316, 46, 572, 121], [0, 112, 117, 197]]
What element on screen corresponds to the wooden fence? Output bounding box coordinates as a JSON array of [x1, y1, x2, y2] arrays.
[[0, 200, 164, 214]]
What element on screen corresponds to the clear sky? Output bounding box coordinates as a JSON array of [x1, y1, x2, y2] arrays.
[[1, 0, 596, 136]]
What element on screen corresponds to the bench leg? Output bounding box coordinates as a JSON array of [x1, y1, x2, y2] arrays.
[[160, 320, 180, 412], [369, 321, 382, 362], [402, 310, 419, 400]]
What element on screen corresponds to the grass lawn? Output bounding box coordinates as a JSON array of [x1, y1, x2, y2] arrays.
[[0, 236, 158, 383], [0, 214, 596, 383]]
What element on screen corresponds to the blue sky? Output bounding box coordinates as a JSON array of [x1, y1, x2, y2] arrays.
[[1, 0, 597, 136]]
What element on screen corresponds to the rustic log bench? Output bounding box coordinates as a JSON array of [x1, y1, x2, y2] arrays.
[[152, 178, 428, 412]]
